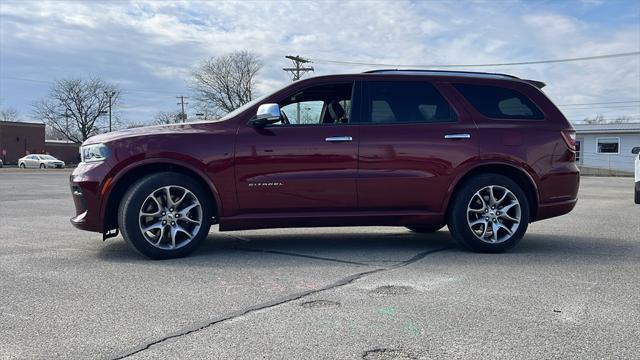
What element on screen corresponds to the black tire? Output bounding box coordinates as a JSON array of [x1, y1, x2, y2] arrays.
[[635, 183, 640, 204], [19, 163, 25, 169], [39, 163, 45, 169], [447, 173, 530, 253], [118, 172, 213, 259], [406, 224, 444, 233]]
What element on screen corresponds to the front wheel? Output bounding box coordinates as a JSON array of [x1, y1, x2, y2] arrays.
[[39, 163, 45, 169], [447, 174, 530, 253], [118, 172, 213, 259]]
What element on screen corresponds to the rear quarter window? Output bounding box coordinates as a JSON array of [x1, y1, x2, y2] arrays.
[[454, 83, 544, 120]]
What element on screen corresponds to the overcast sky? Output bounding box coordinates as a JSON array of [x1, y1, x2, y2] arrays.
[[0, 0, 639, 125]]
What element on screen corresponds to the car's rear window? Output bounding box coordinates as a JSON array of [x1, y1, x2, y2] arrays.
[[454, 84, 544, 120]]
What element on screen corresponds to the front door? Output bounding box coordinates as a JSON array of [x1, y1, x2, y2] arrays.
[[28, 155, 38, 168], [356, 80, 478, 212], [234, 82, 359, 213]]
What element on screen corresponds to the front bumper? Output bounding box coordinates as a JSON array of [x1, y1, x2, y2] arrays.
[[70, 163, 107, 233]]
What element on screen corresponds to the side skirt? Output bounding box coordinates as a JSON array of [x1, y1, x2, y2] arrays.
[[219, 210, 445, 231]]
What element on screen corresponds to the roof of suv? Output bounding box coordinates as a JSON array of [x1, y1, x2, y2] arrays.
[[360, 69, 546, 88]]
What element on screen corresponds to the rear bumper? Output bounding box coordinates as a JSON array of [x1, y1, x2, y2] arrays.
[[535, 198, 577, 222]]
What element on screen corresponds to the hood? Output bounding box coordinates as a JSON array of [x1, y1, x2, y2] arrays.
[[82, 120, 224, 146]]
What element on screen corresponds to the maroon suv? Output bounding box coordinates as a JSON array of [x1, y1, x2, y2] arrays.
[[70, 70, 579, 259]]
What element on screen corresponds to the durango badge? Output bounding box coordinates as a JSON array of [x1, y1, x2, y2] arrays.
[[248, 182, 284, 187]]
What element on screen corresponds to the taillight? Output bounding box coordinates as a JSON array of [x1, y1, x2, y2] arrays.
[[561, 130, 576, 150]]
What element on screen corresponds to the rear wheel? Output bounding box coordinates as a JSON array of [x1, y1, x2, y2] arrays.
[[406, 224, 444, 233], [118, 172, 213, 259], [19, 163, 25, 169], [447, 173, 529, 253]]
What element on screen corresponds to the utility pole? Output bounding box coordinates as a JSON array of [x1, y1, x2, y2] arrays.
[[104, 91, 116, 132], [64, 109, 70, 140], [283, 55, 314, 121], [177, 96, 189, 123]]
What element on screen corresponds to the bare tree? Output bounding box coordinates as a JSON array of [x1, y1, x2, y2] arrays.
[[154, 111, 181, 125], [33, 77, 120, 142], [611, 116, 632, 124], [583, 115, 632, 124], [191, 50, 262, 115], [193, 104, 223, 121], [0, 107, 19, 122], [583, 115, 607, 124]]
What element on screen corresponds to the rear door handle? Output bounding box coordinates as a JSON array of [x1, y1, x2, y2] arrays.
[[325, 136, 353, 142], [444, 133, 471, 140]]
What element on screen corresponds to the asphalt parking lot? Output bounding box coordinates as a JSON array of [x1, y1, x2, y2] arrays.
[[1, 169, 639, 360]]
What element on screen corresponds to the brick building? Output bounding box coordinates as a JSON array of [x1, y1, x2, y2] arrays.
[[45, 140, 81, 164], [0, 121, 46, 164], [0, 121, 80, 165]]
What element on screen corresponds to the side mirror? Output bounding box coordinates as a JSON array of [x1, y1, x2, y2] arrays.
[[632, 147, 640, 155], [248, 103, 281, 127]]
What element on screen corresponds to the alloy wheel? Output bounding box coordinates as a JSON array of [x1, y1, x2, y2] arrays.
[[466, 185, 521, 244], [138, 185, 203, 250]]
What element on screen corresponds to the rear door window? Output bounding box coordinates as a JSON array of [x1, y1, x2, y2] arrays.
[[454, 83, 544, 120], [361, 81, 456, 124]]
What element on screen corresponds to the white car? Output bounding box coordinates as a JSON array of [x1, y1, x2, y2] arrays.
[[633, 147, 640, 204], [18, 154, 65, 169]]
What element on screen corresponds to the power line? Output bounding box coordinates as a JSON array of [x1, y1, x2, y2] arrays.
[[559, 105, 640, 110], [309, 51, 640, 68], [557, 100, 640, 106], [0, 76, 53, 84], [0, 76, 180, 95]]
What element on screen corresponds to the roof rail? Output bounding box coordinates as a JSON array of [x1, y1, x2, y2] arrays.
[[363, 69, 520, 79], [362, 69, 545, 88]]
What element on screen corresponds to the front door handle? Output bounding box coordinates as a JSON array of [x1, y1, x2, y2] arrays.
[[444, 133, 471, 140], [325, 136, 353, 142]]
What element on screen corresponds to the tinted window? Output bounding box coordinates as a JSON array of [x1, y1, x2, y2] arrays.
[[454, 84, 544, 120], [362, 81, 456, 124]]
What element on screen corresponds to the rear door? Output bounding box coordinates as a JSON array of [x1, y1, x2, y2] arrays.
[[356, 79, 478, 212], [234, 81, 360, 213]]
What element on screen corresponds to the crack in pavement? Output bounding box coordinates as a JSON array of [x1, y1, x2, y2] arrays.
[[229, 246, 370, 266], [220, 233, 369, 266], [110, 245, 452, 360]]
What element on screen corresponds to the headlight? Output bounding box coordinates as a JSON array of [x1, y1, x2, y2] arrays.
[[81, 143, 110, 163]]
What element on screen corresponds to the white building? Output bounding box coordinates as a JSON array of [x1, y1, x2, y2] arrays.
[[574, 123, 640, 175]]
